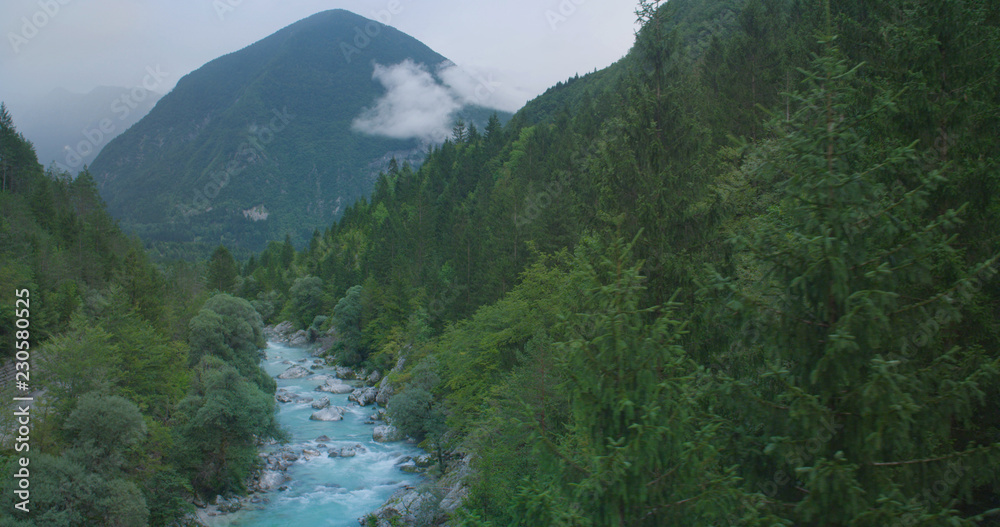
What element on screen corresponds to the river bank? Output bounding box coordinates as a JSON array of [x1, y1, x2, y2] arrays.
[[195, 340, 425, 526]]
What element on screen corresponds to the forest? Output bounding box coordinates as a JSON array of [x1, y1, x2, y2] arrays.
[[1, 106, 284, 523], [2, 0, 1000, 525]]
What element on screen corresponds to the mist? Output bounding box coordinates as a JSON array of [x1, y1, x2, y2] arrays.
[[352, 60, 519, 142]]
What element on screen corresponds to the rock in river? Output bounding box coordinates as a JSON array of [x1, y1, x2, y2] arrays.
[[256, 470, 287, 492], [315, 379, 355, 394], [277, 365, 312, 379], [349, 386, 378, 406], [372, 424, 403, 442], [310, 406, 348, 422]]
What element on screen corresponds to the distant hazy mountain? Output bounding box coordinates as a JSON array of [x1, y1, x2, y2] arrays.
[[4, 86, 161, 170], [90, 9, 512, 256]]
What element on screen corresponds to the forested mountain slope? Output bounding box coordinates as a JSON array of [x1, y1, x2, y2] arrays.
[[234, 0, 1000, 524]]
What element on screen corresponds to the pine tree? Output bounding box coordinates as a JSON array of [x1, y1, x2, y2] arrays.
[[513, 235, 749, 526], [712, 37, 1000, 525], [205, 245, 238, 293]]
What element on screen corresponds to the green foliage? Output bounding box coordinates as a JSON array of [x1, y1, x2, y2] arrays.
[[188, 293, 271, 390], [286, 275, 325, 328], [388, 359, 447, 461], [0, 105, 266, 525], [174, 356, 284, 497], [39, 314, 116, 414], [708, 39, 1000, 524], [0, 454, 102, 527], [103, 309, 190, 419], [64, 393, 147, 475], [1, 394, 152, 527], [206, 245, 238, 293], [96, 479, 150, 527], [513, 236, 749, 526], [333, 284, 366, 365]]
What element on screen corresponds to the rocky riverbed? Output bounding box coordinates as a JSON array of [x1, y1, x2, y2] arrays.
[[193, 338, 426, 527]]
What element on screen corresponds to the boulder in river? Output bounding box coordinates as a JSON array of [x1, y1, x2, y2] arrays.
[[215, 495, 242, 514], [349, 386, 378, 406], [375, 377, 394, 406], [373, 424, 403, 442], [316, 379, 354, 394], [275, 390, 295, 403], [277, 365, 312, 379], [311, 397, 331, 410], [256, 470, 287, 492], [310, 406, 348, 421], [271, 321, 295, 336], [361, 487, 429, 526], [334, 365, 356, 380], [289, 330, 310, 347], [329, 447, 358, 458]]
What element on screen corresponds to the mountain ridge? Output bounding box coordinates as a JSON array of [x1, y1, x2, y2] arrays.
[[91, 9, 510, 258]]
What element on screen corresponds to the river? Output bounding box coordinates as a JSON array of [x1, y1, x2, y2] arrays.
[[202, 341, 424, 526]]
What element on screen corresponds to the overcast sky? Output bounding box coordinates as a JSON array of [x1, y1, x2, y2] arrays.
[[0, 0, 639, 112]]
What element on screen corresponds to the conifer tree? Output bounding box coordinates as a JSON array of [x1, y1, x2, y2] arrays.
[[712, 36, 1000, 524], [206, 245, 238, 293], [513, 235, 749, 526]]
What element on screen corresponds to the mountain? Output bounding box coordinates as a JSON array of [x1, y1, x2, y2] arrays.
[[90, 9, 511, 257], [4, 86, 161, 170]]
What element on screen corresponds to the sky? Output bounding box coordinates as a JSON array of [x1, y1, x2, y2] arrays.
[[0, 0, 639, 113]]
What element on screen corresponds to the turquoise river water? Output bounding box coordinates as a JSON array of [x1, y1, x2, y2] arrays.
[[203, 341, 424, 526]]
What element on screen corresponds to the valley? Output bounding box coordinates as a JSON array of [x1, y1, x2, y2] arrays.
[[1, 1, 999, 526]]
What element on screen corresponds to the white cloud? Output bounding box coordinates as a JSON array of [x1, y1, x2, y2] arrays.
[[353, 59, 530, 142], [352, 60, 462, 142], [437, 61, 529, 113]]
